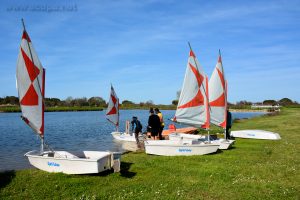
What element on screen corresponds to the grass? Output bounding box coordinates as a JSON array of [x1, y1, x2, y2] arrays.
[[0, 108, 299, 199]]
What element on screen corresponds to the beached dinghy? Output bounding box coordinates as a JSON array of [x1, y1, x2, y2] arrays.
[[169, 133, 235, 150], [144, 44, 220, 156], [230, 130, 281, 140], [168, 50, 234, 150], [17, 20, 120, 174], [106, 86, 137, 142]]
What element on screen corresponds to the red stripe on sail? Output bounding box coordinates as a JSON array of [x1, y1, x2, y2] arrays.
[[20, 84, 39, 105], [219, 120, 226, 129], [201, 76, 210, 129], [21, 48, 40, 82], [178, 89, 204, 109], [189, 63, 204, 87], [189, 50, 196, 58], [218, 55, 222, 63], [22, 31, 31, 42], [210, 93, 225, 107], [111, 94, 117, 104], [216, 68, 225, 90], [107, 107, 117, 115]]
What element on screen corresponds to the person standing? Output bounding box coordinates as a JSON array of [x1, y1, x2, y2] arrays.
[[131, 116, 142, 146], [226, 110, 232, 140], [148, 108, 161, 140], [155, 108, 164, 140]]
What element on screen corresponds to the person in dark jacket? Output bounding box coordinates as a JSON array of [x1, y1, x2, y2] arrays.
[[148, 108, 161, 140], [131, 116, 142, 146], [226, 110, 232, 139], [155, 108, 164, 140]]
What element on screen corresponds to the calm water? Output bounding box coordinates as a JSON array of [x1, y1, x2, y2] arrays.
[[0, 110, 264, 171]]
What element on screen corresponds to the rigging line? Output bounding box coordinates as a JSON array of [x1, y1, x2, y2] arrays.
[[21, 19, 45, 106], [218, 49, 228, 109], [187, 42, 211, 112]]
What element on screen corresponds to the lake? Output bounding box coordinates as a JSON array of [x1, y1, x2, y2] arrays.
[[0, 110, 264, 171]]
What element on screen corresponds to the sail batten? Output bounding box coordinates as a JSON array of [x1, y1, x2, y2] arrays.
[[174, 49, 209, 128], [106, 85, 119, 127], [209, 52, 227, 128], [16, 30, 45, 136]]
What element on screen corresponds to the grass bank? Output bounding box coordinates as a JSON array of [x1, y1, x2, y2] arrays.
[[1, 108, 299, 199]]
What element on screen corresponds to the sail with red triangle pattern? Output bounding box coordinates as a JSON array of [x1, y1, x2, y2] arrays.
[[209, 52, 227, 129], [106, 85, 119, 128], [174, 48, 209, 128], [16, 30, 45, 137]]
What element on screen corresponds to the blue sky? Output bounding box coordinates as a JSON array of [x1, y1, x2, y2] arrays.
[[0, 0, 299, 104]]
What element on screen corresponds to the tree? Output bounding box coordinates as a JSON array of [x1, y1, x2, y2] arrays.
[[172, 100, 178, 106], [263, 100, 277, 105], [145, 100, 154, 106], [278, 98, 294, 106], [122, 100, 134, 105], [236, 100, 252, 105], [45, 98, 62, 107], [88, 97, 106, 107], [65, 96, 73, 106], [72, 97, 89, 107], [2, 96, 19, 105]]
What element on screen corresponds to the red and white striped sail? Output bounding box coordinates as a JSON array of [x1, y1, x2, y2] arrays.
[[174, 49, 210, 128], [16, 30, 45, 137], [209, 53, 227, 128], [106, 85, 119, 127]]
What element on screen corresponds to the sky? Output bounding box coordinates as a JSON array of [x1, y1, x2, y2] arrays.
[[0, 0, 299, 104]]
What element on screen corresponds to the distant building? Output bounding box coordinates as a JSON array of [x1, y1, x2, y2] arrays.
[[251, 104, 281, 111]]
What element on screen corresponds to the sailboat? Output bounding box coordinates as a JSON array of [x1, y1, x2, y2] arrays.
[[208, 50, 235, 148], [17, 20, 121, 174], [144, 44, 220, 156], [106, 85, 136, 142], [169, 51, 235, 150]]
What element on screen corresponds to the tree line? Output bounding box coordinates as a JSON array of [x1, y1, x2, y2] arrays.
[[0, 96, 166, 108], [0, 96, 298, 108]]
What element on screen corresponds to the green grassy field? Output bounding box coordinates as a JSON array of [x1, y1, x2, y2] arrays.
[[0, 108, 299, 199]]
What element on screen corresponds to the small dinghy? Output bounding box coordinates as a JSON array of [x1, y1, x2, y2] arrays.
[[106, 86, 139, 142], [111, 131, 136, 142], [230, 130, 281, 140], [16, 20, 121, 174]]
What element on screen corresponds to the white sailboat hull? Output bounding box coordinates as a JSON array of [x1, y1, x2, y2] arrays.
[[25, 150, 121, 174], [111, 131, 136, 142], [230, 130, 281, 140], [168, 133, 235, 150], [144, 140, 220, 156]]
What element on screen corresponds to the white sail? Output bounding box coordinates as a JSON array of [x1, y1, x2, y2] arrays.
[[106, 85, 119, 127], [174, 49, 209, 129], [209, 53, 227, 128], [16, 30, 45, 136]]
